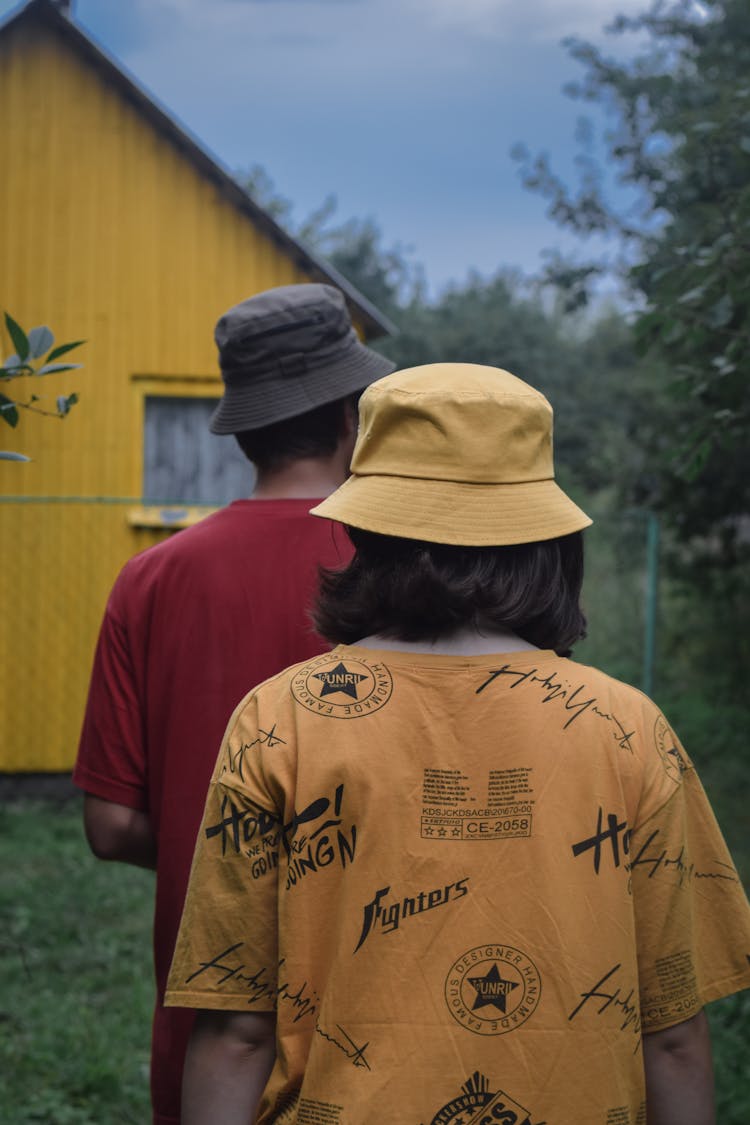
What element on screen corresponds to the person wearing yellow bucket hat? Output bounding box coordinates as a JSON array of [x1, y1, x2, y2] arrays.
[[167, 364, 750, 1125], [312, 361, 591, 546]]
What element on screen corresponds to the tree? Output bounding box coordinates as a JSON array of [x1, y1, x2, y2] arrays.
[[236, 165, 420, 320], [1, 313, 84, 461], [238, 162, 654, 503], [514, 0, 750, 554]]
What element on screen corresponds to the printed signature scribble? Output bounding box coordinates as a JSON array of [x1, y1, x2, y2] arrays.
[[223, 724, 287, 782], [315, 1021, 372, 1070], [568, 962, 642, 1052], [627, 829, 739, 889], [184, 946, 319, 1024], [476, 664, 635, 749]]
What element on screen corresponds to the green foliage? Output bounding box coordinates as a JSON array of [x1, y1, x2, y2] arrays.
[[237, 163, 298, 227], [656, 548, 750, 700], [514, 0, 750, 558], [0, 799, 153, 1123], [377, 277, 660, 517], [235, 162, 663, 518], [237, 165, 421, 318], [709, 991, 750, 1125], [325, 216, 420, 319], [1, 313, 85, 461], [574, 507, 650, 689]]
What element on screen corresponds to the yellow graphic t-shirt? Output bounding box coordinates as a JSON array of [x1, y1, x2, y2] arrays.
[[166, 646, 750, 1125]]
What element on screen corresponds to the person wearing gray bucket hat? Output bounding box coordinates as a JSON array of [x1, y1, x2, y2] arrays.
[[210, 283, 394, 433], [168, 362, 750, 1125], [74, 282, 395, 1125]]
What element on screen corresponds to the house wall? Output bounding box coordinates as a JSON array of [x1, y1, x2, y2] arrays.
[[0, 14, 330, 770]]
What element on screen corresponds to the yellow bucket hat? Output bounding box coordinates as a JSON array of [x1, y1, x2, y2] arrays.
[[310, 362, 592, 546]]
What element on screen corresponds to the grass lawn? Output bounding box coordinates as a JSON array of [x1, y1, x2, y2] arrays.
[[0, 797, 153, 1124], [0, 797, 748, 1123]]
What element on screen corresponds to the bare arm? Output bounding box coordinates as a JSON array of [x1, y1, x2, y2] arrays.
[[643, 1009, 715, 1125], [182, 1009, 276, 1125], [83, 794, 157, 869]]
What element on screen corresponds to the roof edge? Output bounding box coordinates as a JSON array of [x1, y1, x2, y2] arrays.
[[1, 0, 397, 339]]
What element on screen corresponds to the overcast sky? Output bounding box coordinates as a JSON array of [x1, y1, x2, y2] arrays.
[[3, 0, 655, 293]]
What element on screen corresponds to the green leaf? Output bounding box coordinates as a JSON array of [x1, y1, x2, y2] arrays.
[[683, 437, 712, 481], [45, 339, 85, 363], [707, 294, 733, 327], [1, 356, 34, 377], [4, 313, 30, 362], [36, 363, 82, 376], [0, 450, 30, 461], [27, 325, 54, 358], [662, 321, 684, 345], [677, 285, 707, 305], [0, 393, 20, 427], [56, 392, 79, 417]]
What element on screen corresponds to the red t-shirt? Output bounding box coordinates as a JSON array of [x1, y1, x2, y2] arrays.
[[73, 499, 351, 1125]]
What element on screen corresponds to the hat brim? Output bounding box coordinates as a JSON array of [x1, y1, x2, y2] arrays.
[[310, 474, 592, 546], [209, 343, 395, 434]]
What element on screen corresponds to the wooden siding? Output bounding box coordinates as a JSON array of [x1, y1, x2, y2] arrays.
[[0, 12, 345, 771], [0, 500, 172, 772]]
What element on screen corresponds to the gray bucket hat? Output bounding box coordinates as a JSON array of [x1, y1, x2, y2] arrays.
[[210, 283, 396, 434]]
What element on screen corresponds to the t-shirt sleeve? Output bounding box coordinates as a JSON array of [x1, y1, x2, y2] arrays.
[[73, 585, 148, 810], [630, 721, 750, 1032], [165, 695, 282, 1012]]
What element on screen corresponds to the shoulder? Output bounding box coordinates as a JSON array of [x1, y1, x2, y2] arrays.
[[233, 650, 329, 713], [561, 656, 691, 782], [112, 505, 243, 588], [224, 647, 351, 739], [561, 656, 671, 734], [560, 657, 655, 711]]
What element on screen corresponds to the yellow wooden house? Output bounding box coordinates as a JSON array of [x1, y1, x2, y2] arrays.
[[0, 0, 393, 773]]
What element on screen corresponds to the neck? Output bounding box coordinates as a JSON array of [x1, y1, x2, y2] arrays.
[[251, 455, 349, 500], [353, 626, 539, 655]]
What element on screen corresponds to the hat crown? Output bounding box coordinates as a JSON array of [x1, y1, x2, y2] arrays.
[[352, 363, 554, 485], [215, 283, 352, 381], [208, 283, 396, 434], [310, 362, 591, 545]]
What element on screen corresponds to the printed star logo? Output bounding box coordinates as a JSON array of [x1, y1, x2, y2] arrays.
[[468, 963, 518, 1013], [313, 662, 368, 700]]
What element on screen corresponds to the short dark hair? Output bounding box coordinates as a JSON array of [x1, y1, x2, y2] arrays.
[[313, 528, 587, 656], [234, 393, 358, 473]]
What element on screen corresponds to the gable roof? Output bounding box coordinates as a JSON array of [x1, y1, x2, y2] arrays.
[[0, 0, 396, 339]]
